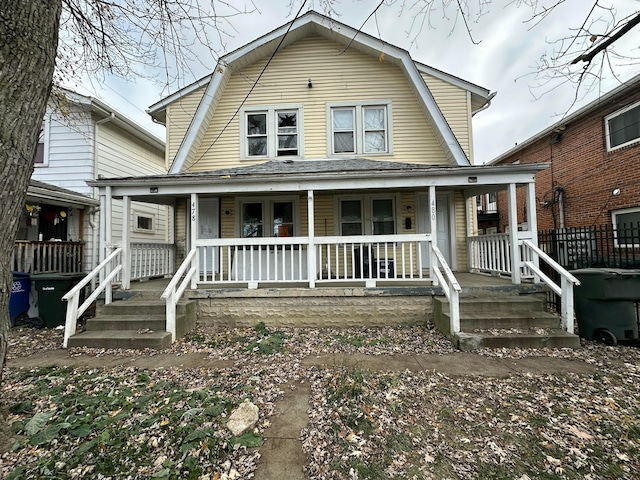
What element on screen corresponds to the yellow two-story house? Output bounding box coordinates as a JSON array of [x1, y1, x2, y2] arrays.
[[78, 11, 580, 350]]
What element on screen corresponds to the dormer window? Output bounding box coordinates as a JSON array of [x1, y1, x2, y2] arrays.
[[241, 105, 303, 159]]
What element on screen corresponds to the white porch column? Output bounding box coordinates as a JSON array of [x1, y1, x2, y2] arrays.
[[429, 185, 438, 284], [307, 190, 316, 288], [526, 181, 540, 282], [190, 193, 198, 289], [104, 186, 113, 303], [507, 183, 521, 284], [121, 195, 131, 290]]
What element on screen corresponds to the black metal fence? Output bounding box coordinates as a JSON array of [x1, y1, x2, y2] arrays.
[[538, 224, 640, 311]]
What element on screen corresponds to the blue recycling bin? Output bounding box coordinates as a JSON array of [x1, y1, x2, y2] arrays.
[[9, 272, 31, 326]]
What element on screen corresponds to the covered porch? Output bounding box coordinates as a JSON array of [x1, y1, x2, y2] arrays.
[[62, 160, 580, 348]]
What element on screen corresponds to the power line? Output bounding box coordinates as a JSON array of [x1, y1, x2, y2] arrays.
[[189, 0, 308, 168]]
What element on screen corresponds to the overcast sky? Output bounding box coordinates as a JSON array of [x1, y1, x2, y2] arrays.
[[70, 0, 640, 164]]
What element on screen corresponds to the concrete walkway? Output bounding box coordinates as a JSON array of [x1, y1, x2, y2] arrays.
[[6, 351, 597, 479]]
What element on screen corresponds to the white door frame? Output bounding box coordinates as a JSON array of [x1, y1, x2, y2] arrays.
[[417, 191, 456, 270]]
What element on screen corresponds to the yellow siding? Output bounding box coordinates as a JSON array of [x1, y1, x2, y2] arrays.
[[422, 74, 472, 161], [166, 87, 206, 168], [185, 35, 451, 172]]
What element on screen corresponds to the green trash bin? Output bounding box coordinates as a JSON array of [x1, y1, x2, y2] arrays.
[[570, 268, 640, 345], [31, 273, 86, 328]]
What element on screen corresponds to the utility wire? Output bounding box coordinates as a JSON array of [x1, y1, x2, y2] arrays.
[[190, 0, 308, 168]]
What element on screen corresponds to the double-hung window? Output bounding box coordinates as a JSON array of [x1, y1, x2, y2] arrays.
[[242, 106, 302, 159], [605, 100, 640, 151], [34, 119, 49, 166], [338, 195, 398, 236], [240, 198, 297, 239], [328, 102, 391, 155]]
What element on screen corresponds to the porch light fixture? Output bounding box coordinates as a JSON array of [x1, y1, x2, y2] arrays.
[[308, 79, 313, 88], [150, 187, 158, 193], [468, 176, 478, 183], [613, 188, 621, 196]]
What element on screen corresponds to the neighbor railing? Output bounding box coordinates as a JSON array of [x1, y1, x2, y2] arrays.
[[161, 247, 197, 342], [13, 240, 84, 274], [61, 248, 122, 348], [521, 239, 580, 334]]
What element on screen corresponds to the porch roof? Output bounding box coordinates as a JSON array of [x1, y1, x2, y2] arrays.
[[27, 179, 99, 208], [88, 158, 548, 202]]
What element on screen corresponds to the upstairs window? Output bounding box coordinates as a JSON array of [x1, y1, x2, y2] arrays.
[[605, 100, 640, 151], [34, 120, 48, 165], [241, 106, 302, 159], [328, 102, 391, 155]]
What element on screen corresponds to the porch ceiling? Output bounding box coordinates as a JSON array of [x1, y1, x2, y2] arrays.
[[88, 158, 549, 199]]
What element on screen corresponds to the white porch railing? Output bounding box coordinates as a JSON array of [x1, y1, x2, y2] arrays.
[[130, 242, 175, 281], [161, 247, 198, 342], [430, 244, 462, 334], [521, 240, 580, 334], [315, 234, 430, 284], [61, 248, 123, 348], [196, 234, 432, 286], [468, 233, 512, 275]]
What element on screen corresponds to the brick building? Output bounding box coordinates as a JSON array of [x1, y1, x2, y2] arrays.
[[489, 75, 640, 234]]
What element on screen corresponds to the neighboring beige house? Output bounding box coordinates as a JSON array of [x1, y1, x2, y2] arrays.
[[19, 90, 172, 278], [77, 11, 578, 350]]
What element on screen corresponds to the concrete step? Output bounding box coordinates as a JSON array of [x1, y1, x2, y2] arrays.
[[99, 300, 166, 316], [85, 315, 167, 332], [455, 329, 581, 351], [67, 330, 172, 350], [435, 296, 547, 315], [445, 311, 562, 330]]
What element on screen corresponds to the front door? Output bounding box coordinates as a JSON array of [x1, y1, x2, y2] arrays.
[[199, 198, 219, 275], [418, 193, 452, 270]]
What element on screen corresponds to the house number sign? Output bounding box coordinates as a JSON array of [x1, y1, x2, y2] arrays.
[[191, 201, 197, 222]]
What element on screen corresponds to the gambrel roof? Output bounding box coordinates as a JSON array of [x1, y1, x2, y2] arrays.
[[147, 10, 493, 173]]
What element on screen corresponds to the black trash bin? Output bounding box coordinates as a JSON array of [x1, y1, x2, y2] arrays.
[[31, 273, 86, 328], [570, 268, 640, 345]]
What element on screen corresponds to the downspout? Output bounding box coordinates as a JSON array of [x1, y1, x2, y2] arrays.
[[557, 187, 565, 229], [472, 92, 497, 117], [92, 111, 115, 279]]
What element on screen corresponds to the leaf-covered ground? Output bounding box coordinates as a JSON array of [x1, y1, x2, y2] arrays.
[[2, 324, 640, 479]]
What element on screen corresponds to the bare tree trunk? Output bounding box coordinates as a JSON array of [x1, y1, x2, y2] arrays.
[[0, 1, 62, 383]]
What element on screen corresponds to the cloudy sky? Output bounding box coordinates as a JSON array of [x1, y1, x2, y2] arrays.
[[70, 0, 640, 164]]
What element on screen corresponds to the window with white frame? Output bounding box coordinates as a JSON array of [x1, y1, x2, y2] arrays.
[[328, 102, 391, 155], [241, 106, 302, 159], [34, 120, 48, 165], [240, 198, 297, 238], [338, 195, 398, 236], [133, 212, 155, 233], [605, 100, 640, 151], [612, 207, 640, 247]]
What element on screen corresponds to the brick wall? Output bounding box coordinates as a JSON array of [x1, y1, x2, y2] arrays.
[[495, 89, 640, 232]]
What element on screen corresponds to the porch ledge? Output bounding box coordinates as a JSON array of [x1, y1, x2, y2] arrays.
[[188, 285, 437, 299]]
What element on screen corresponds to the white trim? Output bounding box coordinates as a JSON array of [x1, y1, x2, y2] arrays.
[[326, 101, 393, 156], [611, 206, 640, 248], [133, 210, 156, 234], [240, 105, 304, 160], [34, 116, 50, 167], [604, 99, 640, 151]]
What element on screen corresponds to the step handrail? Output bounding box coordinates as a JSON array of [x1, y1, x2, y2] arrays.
[[431, 244, 462, 334], [161, 247, 198, 342], [521, 239, 581, 334], [62, 247, 123, 348]]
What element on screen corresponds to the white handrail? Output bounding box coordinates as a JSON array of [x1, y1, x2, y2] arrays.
[[431, 244, 462, 334], [61, 247, 123, 348], [161, 247, 198, 342], [521, 239, 581, 334]]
